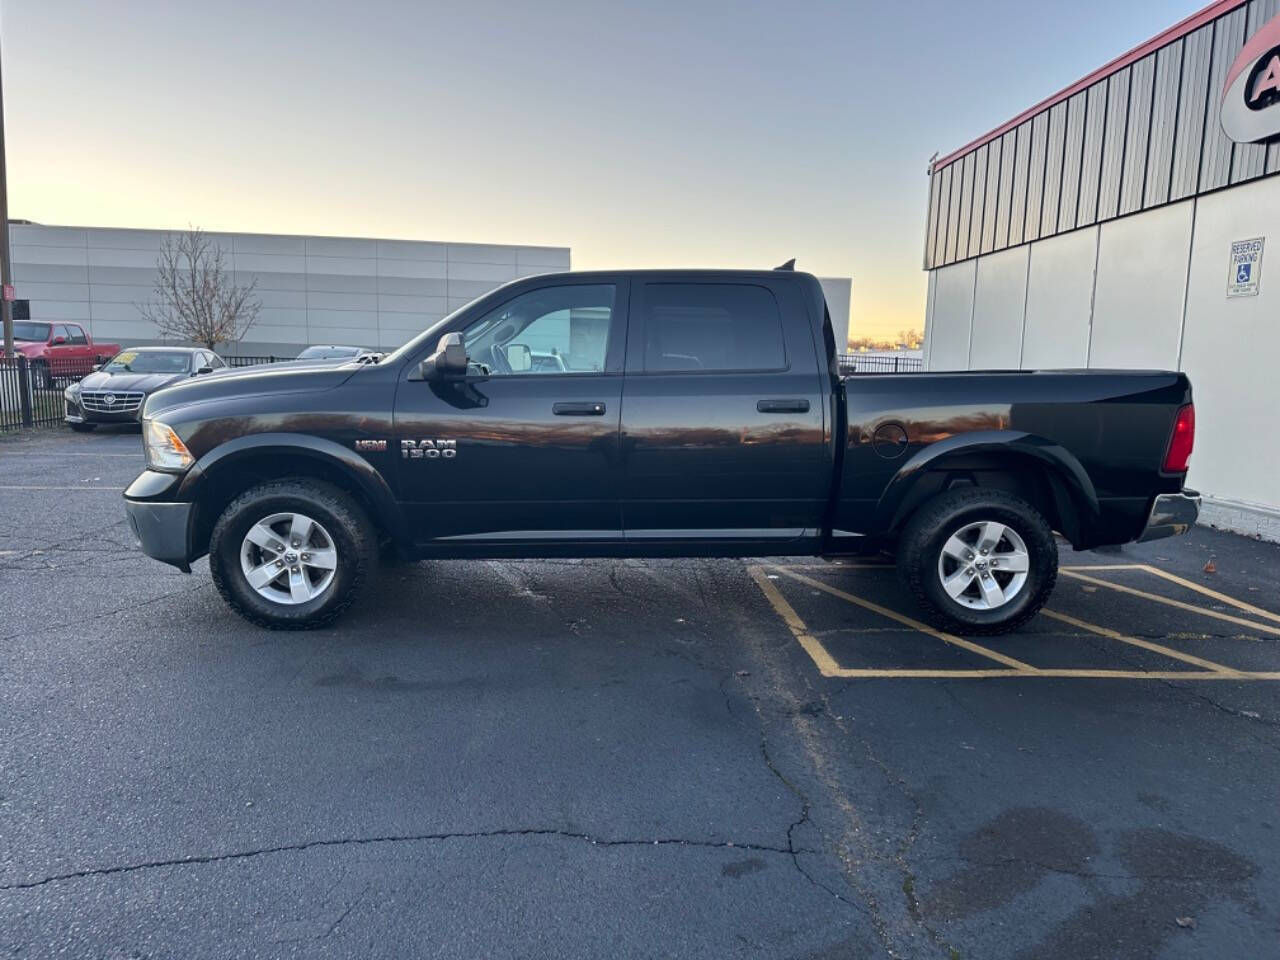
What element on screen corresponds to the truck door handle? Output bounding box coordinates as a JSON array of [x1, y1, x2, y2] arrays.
[[553, 401, 607, 416], [756, 399, 810, 414]]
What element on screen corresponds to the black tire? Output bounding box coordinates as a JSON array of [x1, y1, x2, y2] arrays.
[[68, 422, 96, 433], [209, 479, 375, 630], [896, 488, 1058, 635]]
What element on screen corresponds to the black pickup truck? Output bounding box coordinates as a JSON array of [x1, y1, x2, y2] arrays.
[[123, 268, 1198, 633]]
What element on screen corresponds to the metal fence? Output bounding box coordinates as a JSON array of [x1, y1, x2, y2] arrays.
[[225, 355, 288, 368], [838, 354, 923, 374], [0, 356, 98, 430]]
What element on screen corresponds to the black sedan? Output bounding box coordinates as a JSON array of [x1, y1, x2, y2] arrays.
[[63, 347, 225, 431]]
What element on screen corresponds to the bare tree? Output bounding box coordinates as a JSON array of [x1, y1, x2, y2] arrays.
[[138, 227, 261, 350]]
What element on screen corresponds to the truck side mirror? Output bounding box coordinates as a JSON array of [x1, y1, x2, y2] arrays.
[[506, 343, 532, 372], [419, 332, 468, 380], [52, 336, 66, 345]]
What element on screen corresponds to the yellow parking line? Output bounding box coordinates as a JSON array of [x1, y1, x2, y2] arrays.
[[1040, 609, 1244, 676], [1060, 569, 1280, 637], [747, 566, 843, 677], [769, 566, 1040, 673], [751, 564, 1280, 681], [1130, 564, 1280, 625]]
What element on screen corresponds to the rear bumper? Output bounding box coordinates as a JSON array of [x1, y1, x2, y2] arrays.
[[1138, 491, 1200, 542], [124, 498, 194, 572]]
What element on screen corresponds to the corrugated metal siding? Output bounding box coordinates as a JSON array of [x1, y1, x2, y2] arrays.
[[1077, 81, 1108, 226], [924, 0, 1279, 269], [932, 164, 951, 268], [1120, 53, 1156, 215], [945, 161, 963, 262], [955, 151, 975, 261], [1143, 40, 1183, 208], [1059, 91, 1088, 228], [1201, 7, 1246, 190], [925, 168, 941, 269], [1098, 68, 1132, 221], [994, 129, 1017, 248], [1171, 24, 1213, 201], [1008, 123, 1032, 246], [1040, 102, 1068, 236], [1024, 112, 1050, 243], [970, 143, 989, 255], [980, 138, 1002, 254]]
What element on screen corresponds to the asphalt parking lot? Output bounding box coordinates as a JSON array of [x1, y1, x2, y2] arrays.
[[2, 426, 1279, 959]]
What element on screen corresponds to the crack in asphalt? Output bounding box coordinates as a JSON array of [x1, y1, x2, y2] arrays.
[[0, 580, 212, 645], [0, 828, 808, 893]]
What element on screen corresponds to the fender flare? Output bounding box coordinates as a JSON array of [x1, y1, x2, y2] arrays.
[[876, 430, 1100, 543], [180, 432, 407, 543]]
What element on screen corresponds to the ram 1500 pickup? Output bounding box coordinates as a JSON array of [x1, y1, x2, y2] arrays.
[[122, 268, 1198, 633]]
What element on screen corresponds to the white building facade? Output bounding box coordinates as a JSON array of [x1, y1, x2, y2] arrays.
[[921, 0, 1280, 540], [9, 224, 572, 356]]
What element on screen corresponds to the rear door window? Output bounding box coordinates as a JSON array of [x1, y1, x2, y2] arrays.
[[641, 283, 786, 373]]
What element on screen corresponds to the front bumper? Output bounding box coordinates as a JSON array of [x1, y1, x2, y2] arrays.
[[65, 396, 144, 424], [1138, 491, 1201, 542], [124, 497, 194, 572]]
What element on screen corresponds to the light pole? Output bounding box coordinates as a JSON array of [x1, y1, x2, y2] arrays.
[[0, 24, 12, 359]]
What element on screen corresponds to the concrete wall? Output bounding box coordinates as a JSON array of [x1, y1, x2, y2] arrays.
[[9, 224, 571, 355], [922, 174, 1280, 540]]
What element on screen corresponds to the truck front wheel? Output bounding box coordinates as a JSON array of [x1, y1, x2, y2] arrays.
[[209, 479, 375, 630], [897, 488, 1058, 635]]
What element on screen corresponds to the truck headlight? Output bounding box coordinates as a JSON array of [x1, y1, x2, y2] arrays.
[[143, 419, 194, 472]]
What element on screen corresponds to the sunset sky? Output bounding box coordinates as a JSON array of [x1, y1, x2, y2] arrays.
[[4, 0, 1204, 338]]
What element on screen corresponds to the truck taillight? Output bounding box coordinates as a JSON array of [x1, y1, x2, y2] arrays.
[[1163, 404, 1194, 474]]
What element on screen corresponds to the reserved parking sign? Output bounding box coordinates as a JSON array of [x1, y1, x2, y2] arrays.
[[1227, 237, 1264, 298]]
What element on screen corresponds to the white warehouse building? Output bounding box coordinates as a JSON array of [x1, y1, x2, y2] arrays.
[[9, 224, 572, 356], [921, 0, 1280, 540], [9, 223, 854, 359]]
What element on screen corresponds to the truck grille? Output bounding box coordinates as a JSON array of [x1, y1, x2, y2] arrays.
[[79, 390, 144, 413]]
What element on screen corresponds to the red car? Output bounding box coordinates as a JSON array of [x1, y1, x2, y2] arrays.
[[9, 320, 120, 388]]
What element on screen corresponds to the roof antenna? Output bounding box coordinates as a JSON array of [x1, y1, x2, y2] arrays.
[[775, 258, 795, 271]]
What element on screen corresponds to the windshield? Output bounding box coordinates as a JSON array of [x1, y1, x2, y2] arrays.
[[103, 350, 192, 374], [297, 345, 365, 359], [14, 322, 50, 342]]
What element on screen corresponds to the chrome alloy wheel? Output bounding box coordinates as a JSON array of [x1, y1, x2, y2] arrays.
[[936, 520, 1031, 610], [239, 512, 338, 605]]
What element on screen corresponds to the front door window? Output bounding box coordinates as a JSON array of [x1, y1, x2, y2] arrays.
[[462, 285, 615, 376]]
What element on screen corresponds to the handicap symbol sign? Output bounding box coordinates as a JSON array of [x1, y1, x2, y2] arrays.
[[1227, 237, 1263, 298]]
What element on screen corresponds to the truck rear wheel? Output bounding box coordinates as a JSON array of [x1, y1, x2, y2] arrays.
[[897, 488, 1057, 635], [209, 479, 375, 630]]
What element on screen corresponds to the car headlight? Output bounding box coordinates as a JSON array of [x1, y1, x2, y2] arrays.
[[64, 382, 80, 399], [143, 419, 195, 472]]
